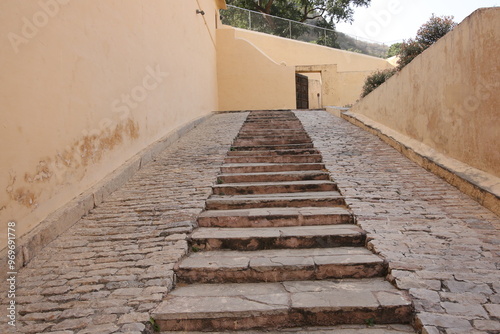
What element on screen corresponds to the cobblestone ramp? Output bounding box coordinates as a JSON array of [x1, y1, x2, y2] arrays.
[[0, 113, 248, 334], [152, 111, 415, 333], [295, 110, 500, 334]]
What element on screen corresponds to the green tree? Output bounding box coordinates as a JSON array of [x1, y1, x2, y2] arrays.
[[397, 39, 424, 69], [361, 68, 397, 98], [226, 0, 372, 28], [397, 14, 457, 69], [386, 42, 401, 58], [416, 14, 457, 47]]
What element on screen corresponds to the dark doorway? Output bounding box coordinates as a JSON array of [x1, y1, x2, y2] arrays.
[[295, 73, 309, 109]]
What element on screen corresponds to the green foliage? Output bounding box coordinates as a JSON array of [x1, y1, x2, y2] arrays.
[[416, 14, 457, 47], [365, 317, 375, 327], [226, 0, 372, 25], [386, 42, 402, 58], [347, 48, 362, 54], [397, 14, 457, 70], [336, 32, 388, 58], [149, 317, 160, 332], [360, 68, 397, 98], [361, 13, 457, 99], [224, 1, 392, 57], [396, 38, 425, 69]]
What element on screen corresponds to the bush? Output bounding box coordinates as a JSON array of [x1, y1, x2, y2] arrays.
[[397, 39, 425, 69], [416, 14, 457, 47], [386, 42, 402, 58], [397, 15, 457, 70], [361, 68, 397, 98]]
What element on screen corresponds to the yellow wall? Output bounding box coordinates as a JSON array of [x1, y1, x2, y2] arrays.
[[233, 28, 392, 72], [0, 0, 223, 250], [223, 27, 392, 107], [217, 27, 296, 111], [351, 8, 500, 177], [303, 73, 322, 109]]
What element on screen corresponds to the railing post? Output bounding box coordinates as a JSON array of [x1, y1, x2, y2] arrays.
[[289, 21, 292, 39], [249, 11, 252, 30]]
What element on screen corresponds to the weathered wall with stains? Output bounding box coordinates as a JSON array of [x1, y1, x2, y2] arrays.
[[350, 8, 500, 178], [0, 0, 223, 250]]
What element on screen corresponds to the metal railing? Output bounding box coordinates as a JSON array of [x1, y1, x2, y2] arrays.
[[220, 5, 388, 57]]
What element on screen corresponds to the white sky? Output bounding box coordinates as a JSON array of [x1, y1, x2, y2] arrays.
[[335, 0, 499, 45]]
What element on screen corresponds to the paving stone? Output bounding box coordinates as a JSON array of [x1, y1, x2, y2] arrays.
[[221, 162, 325, 174], [4, 110, 498, 334], [161, 325, 416, 333], [191, 225, 365, 250], [296, 110, 500, 334], [177, 247, 385, 283], [218, 170, 330, 183], [206, 191, 346, 210], [152, 278, 412, 331], [213, 180, 337, 195], [77, 324, 121, 334], [472, 319, 500, 331], [198, 207, 353, 228], [59, 308, 95, 318], [440, 302, 488, 318], [0, 113, 247, 334], [484, 303, 500, 317], [51, 318, 91, 331]]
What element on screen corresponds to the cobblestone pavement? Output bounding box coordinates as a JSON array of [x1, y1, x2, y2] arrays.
[[296, 110, 500, 334], [2, 110, 499, 334], [0, 112, 248, 334]]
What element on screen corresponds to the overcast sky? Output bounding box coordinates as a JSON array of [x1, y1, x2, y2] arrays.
[[335, 0, 499, 45]]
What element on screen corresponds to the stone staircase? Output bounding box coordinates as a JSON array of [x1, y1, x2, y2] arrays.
[[152, 111, 414, 333]]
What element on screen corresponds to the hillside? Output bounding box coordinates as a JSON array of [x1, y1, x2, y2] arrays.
[[336, 32, 389, 58]]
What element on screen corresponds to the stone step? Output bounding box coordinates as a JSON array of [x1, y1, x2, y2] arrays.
[[225, 155, 322, 164], [227, 149, 319, 156], [205, 191, 345, 210], [240, 124, 304, 129], [233, 139, 312, 146], [175, 247, 386, 284], [238, 130, 309, 136], [198, 207, 353, 228], [213, 180, 337, 195], [236, 134, 310, 139], [217, 170, 330, 183], [231, 143, 314, 151], [221, 163, 325, 174], [152, 278, 413, 331], [159, 325, 416, 334], [190, 224, 365, 251]]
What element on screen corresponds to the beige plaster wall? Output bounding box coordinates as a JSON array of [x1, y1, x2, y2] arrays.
[[304, 74, 322, 109], [228, 27, 392, 107], [217, 27, 296, 111], [337, 71, 374, 106], [351, 8, 500, 177], [233, 28, 392, 72], [0, 0, 223, 251]]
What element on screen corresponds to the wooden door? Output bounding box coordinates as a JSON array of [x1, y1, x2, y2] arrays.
[[295, 73, 309, 109]]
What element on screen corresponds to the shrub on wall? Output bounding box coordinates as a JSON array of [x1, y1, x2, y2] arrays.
[[360, 14, 457, 99], [397, 39, 425, 70], [360, 68, 397, 98]]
